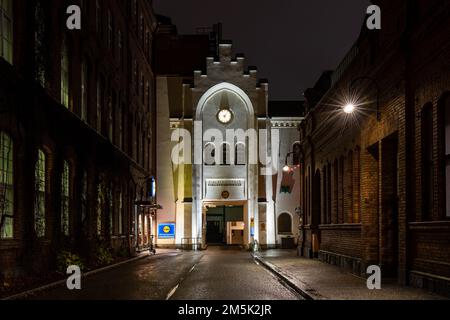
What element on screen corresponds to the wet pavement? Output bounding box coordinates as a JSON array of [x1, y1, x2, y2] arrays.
[[25, 247, 300, 300], [171, 246, 300, 300], [28, 250, 203, 300]]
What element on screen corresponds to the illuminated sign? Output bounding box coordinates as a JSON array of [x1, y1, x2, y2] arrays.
[[158, 223, 175, 239]]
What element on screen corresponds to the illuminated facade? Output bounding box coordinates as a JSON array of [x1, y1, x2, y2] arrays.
[[156, 42, 304, 249]]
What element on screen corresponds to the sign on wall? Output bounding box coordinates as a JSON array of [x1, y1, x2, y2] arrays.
[[158, 223, 175, 239]]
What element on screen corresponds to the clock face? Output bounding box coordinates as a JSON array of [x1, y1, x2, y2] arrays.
[[217, 108, 233, 124]]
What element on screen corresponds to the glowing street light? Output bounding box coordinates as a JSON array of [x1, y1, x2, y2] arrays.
[[343, 103, 355, 114]]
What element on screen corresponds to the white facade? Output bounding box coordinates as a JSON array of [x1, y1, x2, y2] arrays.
[[156, 43, 303, 249]]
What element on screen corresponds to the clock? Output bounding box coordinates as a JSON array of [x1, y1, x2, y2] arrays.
[[217, 108, 233, 124]]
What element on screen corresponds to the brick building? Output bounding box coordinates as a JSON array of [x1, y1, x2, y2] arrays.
[[0, 0, 157, 283], [297, 1, 450, 295]]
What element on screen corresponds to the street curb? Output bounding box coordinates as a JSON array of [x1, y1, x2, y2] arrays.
[[253, 255, 321, 300], [2, 251, 174, 300]]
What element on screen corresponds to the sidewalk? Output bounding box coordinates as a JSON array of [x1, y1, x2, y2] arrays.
[[255, 250, 447, 300]]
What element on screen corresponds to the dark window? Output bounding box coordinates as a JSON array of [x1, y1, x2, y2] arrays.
[[422, 104, 433, 220], [278, 213, 292, 234]]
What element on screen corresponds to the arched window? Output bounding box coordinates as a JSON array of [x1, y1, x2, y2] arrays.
[[118, 187, 124, 235], [235, 143, 246, 165], [61, 161, 70, 236], [34, 149, 46, 238], [278, 213, 292, 234], [0, 132, 13, 239], [293, 143, 301, 165], [61, 34, 70, 108], [34, 1, 47, 86], [97, 182, 103, 237], [204, 143, 216, 166], [0, 0, 13, 64], [421, 104, 433, 220], [222, 143, 231, 165], [444, 96, 450, 218]]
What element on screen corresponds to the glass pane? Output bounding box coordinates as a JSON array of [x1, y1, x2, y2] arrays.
[[35, 150, 46, 237], [0, 132, 13, 239], [61, 161, 70, 236]]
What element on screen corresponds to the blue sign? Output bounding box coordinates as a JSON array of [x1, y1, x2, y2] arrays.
[[158, 223, 175, 239]]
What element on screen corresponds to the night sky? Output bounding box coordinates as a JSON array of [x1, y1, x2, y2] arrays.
[[153, 0, 371, 100]]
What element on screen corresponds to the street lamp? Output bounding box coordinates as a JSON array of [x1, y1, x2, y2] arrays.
[[283, 151, 302, 172], [343, 76, 381, 121]]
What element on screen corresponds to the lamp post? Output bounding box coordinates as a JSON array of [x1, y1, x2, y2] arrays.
[[343, 76, 381, 121]]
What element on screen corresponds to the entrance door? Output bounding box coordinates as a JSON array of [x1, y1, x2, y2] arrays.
[[205, 205, 244, 245]]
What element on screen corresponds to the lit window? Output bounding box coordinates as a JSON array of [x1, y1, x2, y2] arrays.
[[34, 149, 46, 238], [0, 132, 13, 239], [34, 2, 46, 86], [0, 0, 13, 64], [61, 35, 70, 108], [61, 161, 70, 236], [118, 190, 123, 235]]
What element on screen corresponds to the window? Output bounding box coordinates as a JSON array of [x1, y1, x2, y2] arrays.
[[97, 182, 104, 237], [107, 10, 113, 50], [108, 92, 115, 142], [0, 0, 13, 64], [222, 143, 231, 165], [81, 171, 87, 234], [96, 77, 104, 132], [34, 2, 47, 86], [422, 104, 433, 220], [34, 149, 46, 238], [61, 35, 70, 108], [278, 213, 292, 234], [81, 59, 88, 121], [204, 143, 216, 166], [108, 183, 113, 236], [61, 161, 70, 236], [117, 29, 122, 65], [118, 189, 123, 235], [445, 97, 450, 218], [119, 105, 124, 150], [0, 132, 13, 239], [95, 0, 101, 33], [235, 143, 246, 165]]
